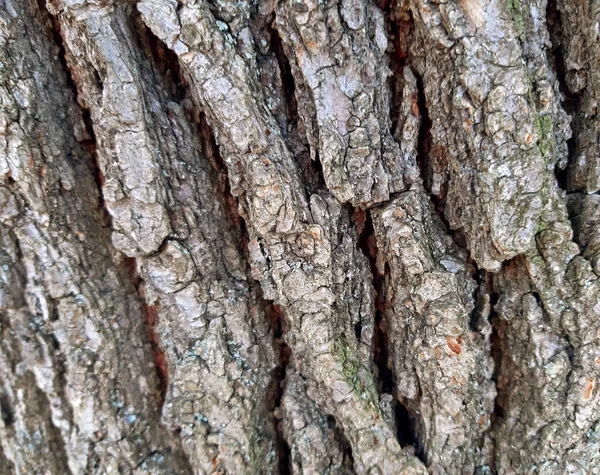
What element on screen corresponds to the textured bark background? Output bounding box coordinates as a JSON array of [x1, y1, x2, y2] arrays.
[[1, 0, 599, 473]]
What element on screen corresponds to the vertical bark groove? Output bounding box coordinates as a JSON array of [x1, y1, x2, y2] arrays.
[[265, 303, 293, 475]]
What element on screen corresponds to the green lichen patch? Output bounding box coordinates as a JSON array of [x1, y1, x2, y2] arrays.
[[506, 0, 525, 36]]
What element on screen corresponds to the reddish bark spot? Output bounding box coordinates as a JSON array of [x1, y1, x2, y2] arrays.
[[583, 378, 595, 401], [304, 40, 317, 50], [411, 92, 420, 116], [145, 304, 168, 406], [352, 208, 367, 237], [446, 336, 462, 355], [121, 257, 168, 407]]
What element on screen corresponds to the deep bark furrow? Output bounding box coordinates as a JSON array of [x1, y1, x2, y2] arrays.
[[372, 191, 495, 471], [189, 62, 297, 470], [38, 0, 112, 225], [1, 1, 193, 472], [554, 0, 600, 193], [351, 205, 423, 456], [544, 0, 575, 192], [45, 2, 279, 472], [122, 256, 170, 408], [264, 303, 293, 475], [195, 103, 296, 470], [139, 1, 427, 472]]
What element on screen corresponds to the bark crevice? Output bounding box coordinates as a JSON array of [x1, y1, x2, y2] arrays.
[[487, 267, 509, 472], [326, 414, 356, 473], [0, 395, 13, 427], [122, 256, 169, 409], [380, 0, 414, 142], [264, 302, 293, 475], [544, 0, 579, 193], [37, 0, 110, 226], [184, 65, 295, 470], [268, 17, 327, 198], [351, 206, 423, 458]]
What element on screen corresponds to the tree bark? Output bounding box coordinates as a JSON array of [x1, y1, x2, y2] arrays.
[[1, 0, 599, 473]]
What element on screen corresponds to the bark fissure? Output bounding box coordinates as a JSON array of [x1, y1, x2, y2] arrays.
[[37, 0, 109, 224], [269, 19, 327, 197], [485, 274, 504, 473], [122, 256, 169, 409], [380, 0, 414, 139], [39, 388, 74, 475], [351, 206, 422, 456], [136, 18, 187, 102], [187, 75, 295, 470], [326, 414, 356, 473], [545, 0, 577, 194], [196, 112, 251, 259], [412, 71, 439, 214], [265, 303, 292, 475], [0, 395, 13, 427]]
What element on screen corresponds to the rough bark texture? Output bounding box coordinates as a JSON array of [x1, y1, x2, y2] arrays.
[[1, 0, 599, 473]]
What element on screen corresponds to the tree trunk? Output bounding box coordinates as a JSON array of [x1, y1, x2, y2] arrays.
[[1, 0, 599, 473]]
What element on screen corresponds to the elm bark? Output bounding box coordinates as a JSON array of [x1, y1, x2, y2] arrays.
[[1, 0, 600, 474]]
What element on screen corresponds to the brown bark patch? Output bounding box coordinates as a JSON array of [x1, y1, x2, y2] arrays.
[[446, 336, 463, 356]]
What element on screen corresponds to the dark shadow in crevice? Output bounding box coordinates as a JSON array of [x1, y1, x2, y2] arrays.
[[378, 0, 415, 137], [326, 414, 356, 472], [545, 0, 581, 193], [122, 256, 169, 409], [196, 112, 251, 262], [264, 303, 293, 475], [487, 285, 504, 471], [36, 0, 109, 226], [268, 21, 327, 198], [136, 23, 296, 469], [349, 207, 424, 463], [394, 397, 419, 450], [0, 394, 14, 427], [134, 16, 187, 102]]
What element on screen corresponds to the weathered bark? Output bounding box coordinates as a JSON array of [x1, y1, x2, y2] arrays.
[[1, 0, 599, 473]]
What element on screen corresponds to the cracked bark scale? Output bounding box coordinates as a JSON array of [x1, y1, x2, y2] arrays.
[[0, 0, 599, 474]]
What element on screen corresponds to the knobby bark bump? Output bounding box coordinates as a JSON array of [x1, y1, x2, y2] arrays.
[[1, 0, 599, 473]]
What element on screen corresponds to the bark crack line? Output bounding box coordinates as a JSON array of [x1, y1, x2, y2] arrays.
[[188, 60, 294, 470], [326, 414, 356, 473], [40, 0, 172, 413], [486, 266, 508, 473], [265, 303, 292, 475], [268, 17, 327, 197], [37, 0, 110, 228], [39, 385, 74, 475], [350, 206, 420, 454], [122, 256, 169, 409], [379, 0, 414, 139], [543, 0, 597, 268], [0, 394, 14, 427], [545, 0, 579, 193]]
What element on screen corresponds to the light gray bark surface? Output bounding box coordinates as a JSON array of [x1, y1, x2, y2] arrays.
[[1, 0, 599, 473]]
